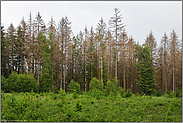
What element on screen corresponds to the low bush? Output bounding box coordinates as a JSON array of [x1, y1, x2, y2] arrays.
[[75, 100, 82, 111], [176, 88, 182, 98], [68, 80, 80, 93], [89, 77, 103, 92], [1, 92, 182, 122], [73, 90, 78, 99], [2, 72, 38, 93], [1, 76, 9, 92], [6, 72, 19, 93], [123, 89, 132, 98], [89, 77, 104, 98]]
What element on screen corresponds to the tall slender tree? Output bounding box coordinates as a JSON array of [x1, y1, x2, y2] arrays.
[[169, 30, 179, 98], [109, 8, 125, 82]]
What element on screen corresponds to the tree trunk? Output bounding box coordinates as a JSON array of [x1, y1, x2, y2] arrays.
[[60, 63, 63, 89]]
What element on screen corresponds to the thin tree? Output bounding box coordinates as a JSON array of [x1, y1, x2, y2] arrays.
[[161, 33, 168, 94], [169, 30, 179, 98], [109, 8, 125, 82], [96, 17, 107, 83]]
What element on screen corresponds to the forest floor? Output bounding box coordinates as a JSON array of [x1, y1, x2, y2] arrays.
[[1, 92, 182, 122]]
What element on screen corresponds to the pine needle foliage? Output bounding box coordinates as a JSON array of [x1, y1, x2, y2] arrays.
[[134, 44, 156, 95]]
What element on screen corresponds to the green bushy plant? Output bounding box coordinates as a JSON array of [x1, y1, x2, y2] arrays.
[[89, 77, 103, 94], [108, 92, 116, 101], [156, 90, 162, 97], [73, 90, 78, 99], [3, 72, 38, 93], [58, 89, 66, 99], [176, 88, 182, 98], [16, 73, 38, 92], [68, 80, 80, 93], [169, 91, 175, 98], [91, 89, 104, 100], [104, 80, 115, 96], [6, 72, 19, 92], [1, 76, 9, 92], [117, 87, 125, 96], [123, 89, 132, 98], [75, 100, 82, 111]]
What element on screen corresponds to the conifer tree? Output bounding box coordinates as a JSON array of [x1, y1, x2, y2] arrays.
[[109, 8, 125, 82], [96, 17, 107, 83], [169, 30, 179, 98], [134, 44, 156, 95], [39, 32, 56, 92]]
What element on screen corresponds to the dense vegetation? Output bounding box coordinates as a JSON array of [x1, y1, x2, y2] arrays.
[[1, 90, 182, 122]]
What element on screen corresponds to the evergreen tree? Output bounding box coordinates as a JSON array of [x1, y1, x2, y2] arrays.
[[134, 44, 156, 95], [39, 32, 56, 92], [109, 8, 125, 82]]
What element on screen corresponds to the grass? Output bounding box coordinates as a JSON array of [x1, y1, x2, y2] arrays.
[[1, 91, 182, 122]]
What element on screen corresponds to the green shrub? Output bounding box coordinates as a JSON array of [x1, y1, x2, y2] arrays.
[[75, 100, 82, 111], [136, 92, 140, 97], [176, 88, 182, 98], [68, 80, 80, 93], [116, 92, 122, 101], [1, 76, 9, 92], [104, 80, 115, 96], [89, 77, 103, 94], [6, 72, 19, 92], [123, 89, 132, 98], [108, 92, 116, 101], [58, 89, 66, 99], [156, 90, 162, 97], [3, 72, 38, 93], [73, 90, 78, 99], [169, 91, 175, 98], [91, 89, 104, 100], [16, 73, 38, 92], [117, 87, 125, 96]]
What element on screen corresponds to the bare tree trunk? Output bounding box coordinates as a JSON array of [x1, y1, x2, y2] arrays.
[[60, 63, 63, 89], [173, 54, 175, 95], [123, 61, 125, 91], [101, 46, 103, 83], [165, 66, 167, 94], [64, 65, 66, 91], [115, 38, 117, 82], [38, 61, 39, 84], [84, 45, 87, 91]]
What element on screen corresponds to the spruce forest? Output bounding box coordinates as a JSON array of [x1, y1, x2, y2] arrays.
[[1, 8, 182, 122]]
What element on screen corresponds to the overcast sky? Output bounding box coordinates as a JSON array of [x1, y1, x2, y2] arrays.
[[1, 1, 182, 46]]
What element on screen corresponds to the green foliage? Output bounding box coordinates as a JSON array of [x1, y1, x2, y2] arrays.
[[1, 76, 9, 92], [68, 80, 80, 93], [169, 91, 175, 98], [91, 89, 104, 100], [73, 90, 78, 99], [104, 80, 115, 96], [16, 73, 38, 92], [123, 89, 133, 98], [6, 72, 19, 92], [134, 44, 156, 95], [75, 100, 82, 111], [104, 78, 121, 96], [89, 77, 103, 93], [176, 88, 182, 98], [1, 92, 182, 122], [2, 72, 38, 93], [39, 32, 57, 93]]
